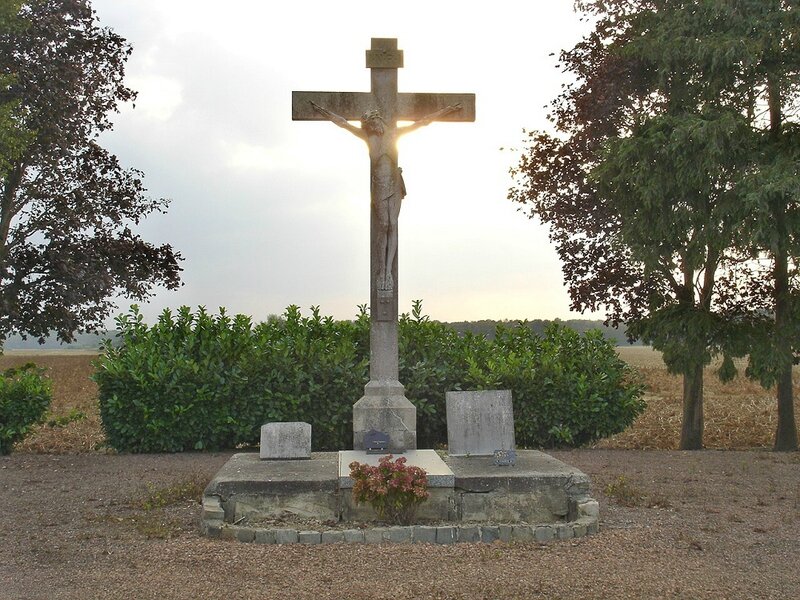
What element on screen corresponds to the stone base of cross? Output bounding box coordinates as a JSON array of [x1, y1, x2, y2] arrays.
[[292, 38, 475, 452]]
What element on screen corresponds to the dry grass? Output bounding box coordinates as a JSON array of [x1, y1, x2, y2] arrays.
[[3, 347, 798, 453], [600, 346, 799, 450], [1, 350, 105, 453]]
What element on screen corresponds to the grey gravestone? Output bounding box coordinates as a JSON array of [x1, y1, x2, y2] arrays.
[[260, 422, 311, 460], [446, 390, 515, 456], [293, 39, 475, 452]]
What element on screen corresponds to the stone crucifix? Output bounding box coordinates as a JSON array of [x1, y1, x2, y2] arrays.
[[292, 38, 475, 452]]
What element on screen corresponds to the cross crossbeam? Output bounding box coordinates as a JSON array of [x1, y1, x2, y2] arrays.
[[292, 91, 476, 122]]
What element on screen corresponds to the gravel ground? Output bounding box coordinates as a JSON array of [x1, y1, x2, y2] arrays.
[[1, 449, 798, 600]]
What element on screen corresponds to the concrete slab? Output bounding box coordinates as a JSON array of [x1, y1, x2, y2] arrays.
[[338, 450, 454, 488], [205, 452, 338, 497], [445, 450, 591, 523], [445, 450, 590, 494]]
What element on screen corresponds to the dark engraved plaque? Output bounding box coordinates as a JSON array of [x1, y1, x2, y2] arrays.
[[364, 429, 390, 454]]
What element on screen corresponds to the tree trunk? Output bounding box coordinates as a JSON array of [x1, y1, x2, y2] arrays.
[[680, 362, 704, 450], [772, 248, 799, 451], [767, 74, 798, 451]]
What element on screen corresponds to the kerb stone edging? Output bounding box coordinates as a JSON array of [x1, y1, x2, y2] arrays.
[[201, 496, 600, 545]]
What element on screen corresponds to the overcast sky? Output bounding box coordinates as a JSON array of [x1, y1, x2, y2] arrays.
[[90, 0, 598, 324]]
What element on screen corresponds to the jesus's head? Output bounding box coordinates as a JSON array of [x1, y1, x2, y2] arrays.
[[361, 110, 385, 136]]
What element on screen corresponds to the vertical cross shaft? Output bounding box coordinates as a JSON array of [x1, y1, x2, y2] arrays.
[[359, 39, 413, 452], [367, 38, 403, 388]]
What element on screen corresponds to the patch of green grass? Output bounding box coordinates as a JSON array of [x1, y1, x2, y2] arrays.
[[46, 408, 87, 428], [121, 473, 210, 539], [130, 513, 186, 539], [604, 475, 645, 507], [137, 473, 207, 511]]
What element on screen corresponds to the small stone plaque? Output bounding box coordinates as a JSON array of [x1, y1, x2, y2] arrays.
[[364, 429, 389, 454], [493, 449, 517, 467], [376, 289, 392, 322]]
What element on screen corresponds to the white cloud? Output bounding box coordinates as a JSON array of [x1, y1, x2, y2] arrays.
[[221, 140, 288, 171], [126, 75, 183, 121]]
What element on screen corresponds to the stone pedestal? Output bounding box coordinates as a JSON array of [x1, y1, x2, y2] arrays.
[[353, 380, 416, 452]]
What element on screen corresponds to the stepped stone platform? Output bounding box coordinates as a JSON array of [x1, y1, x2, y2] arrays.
[[201, 450, 599, 544]]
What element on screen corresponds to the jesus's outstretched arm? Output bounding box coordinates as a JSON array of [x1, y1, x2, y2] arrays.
[[397, 104, 462, 137], [309, 101, 366, 139]]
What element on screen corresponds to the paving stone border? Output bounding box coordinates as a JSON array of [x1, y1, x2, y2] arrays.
[[202, 495, 599, 545]]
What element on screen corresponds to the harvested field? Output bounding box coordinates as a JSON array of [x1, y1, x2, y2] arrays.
[[605, 346, 799, 450], [2, 351, 104, 454]]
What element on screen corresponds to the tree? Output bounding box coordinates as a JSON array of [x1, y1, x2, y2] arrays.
[[509, 0, 799, 450], [719, 0, 800, 451], [0, 0, 181, 345]]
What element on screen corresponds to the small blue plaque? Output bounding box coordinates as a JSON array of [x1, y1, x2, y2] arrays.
[[493, 449, 516, 467]]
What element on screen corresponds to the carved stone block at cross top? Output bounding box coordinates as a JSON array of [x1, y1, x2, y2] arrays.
[[292, 38, 475, 452]]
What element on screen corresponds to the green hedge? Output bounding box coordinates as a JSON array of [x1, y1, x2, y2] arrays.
[[0, 363, 52, 455], [95, 302, 644, 452]]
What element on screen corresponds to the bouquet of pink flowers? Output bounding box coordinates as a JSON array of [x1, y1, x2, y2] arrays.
[[348, 454, 430, 525]]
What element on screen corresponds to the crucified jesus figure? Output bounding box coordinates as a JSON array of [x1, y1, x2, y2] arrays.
[[310, 101, 462, 292]]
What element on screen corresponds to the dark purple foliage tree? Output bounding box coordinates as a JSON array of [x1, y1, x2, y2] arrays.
[[0, 0, 181, 345]]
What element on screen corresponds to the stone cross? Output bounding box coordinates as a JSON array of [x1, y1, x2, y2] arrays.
[[292, 38, 475, 452]]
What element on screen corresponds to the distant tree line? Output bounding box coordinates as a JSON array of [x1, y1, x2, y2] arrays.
[[443, 319, 636, 346], [2, 317, 637, 350]]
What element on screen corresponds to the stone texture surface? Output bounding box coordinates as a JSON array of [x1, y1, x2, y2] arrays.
[[298, 531, 321, 544], [274, 529, 299, 544], [254, 529, 276, 544], [498, 524, 513, 542], [352, 391, 416, 453], [320, 531, 344, 544], [534, 525, 554, 542], [260, 422, 312, 460], [458, 525, 481, 543], [578, 498, 600, 519], [436, 526, 457, 545], [364, 528, 385, 544], [480, 526, 500, 543], [386, 527, 412, 543], [343, 529, 365, 543], [512, 525, 534, 542], [413, 526, 437, 544], [446, 390, 515, 456]]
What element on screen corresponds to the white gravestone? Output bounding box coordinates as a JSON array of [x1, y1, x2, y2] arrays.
[[446, 390, 515, 456], [260, 422, 312, 460]]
